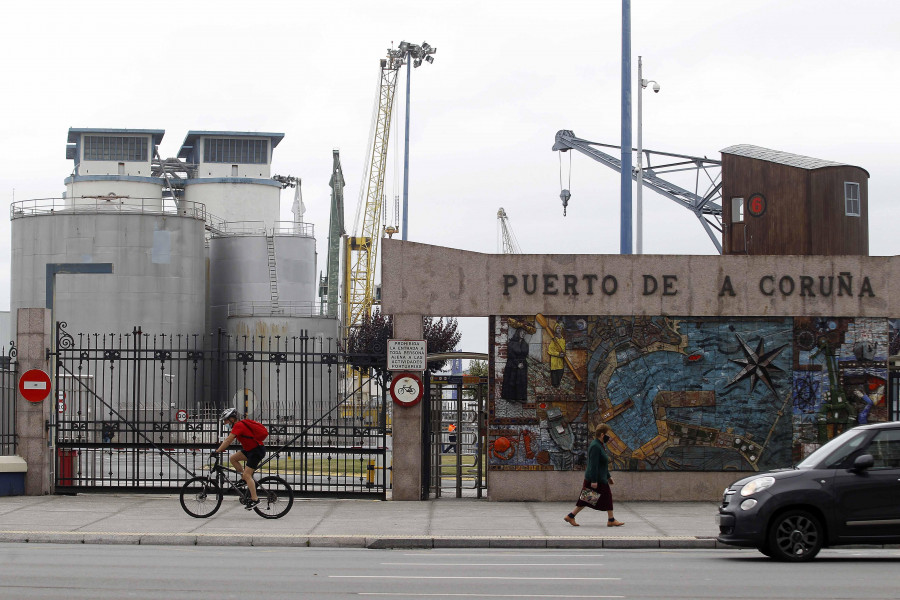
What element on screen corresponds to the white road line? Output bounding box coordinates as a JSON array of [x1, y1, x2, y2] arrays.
[[358, 594, 624, 598], [380, 563, 602, 566], [402, 553, 605, 557], [332, 576, 620, 581]]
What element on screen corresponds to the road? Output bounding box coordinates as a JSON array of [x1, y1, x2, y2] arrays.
[[1, 544, 898, 599]]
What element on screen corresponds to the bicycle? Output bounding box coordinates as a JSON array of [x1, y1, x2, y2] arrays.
[[179, 453, 294, 519]]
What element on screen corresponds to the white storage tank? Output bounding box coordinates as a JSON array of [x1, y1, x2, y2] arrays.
[[178, 131, 284, 227], [10, 209, 207, 338], [64, 128, 166, 212], [208, 225, 319, 332], [10, 127, 207, 338]]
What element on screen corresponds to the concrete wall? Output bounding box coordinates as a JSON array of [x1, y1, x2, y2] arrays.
[[381, 241, 900, 501], [382, 241, 896, 318], [15, 309, 52, 496], [489, 469, 737, 502]]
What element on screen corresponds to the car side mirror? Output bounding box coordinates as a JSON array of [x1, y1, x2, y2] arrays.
[[850, 454, 874, 473]]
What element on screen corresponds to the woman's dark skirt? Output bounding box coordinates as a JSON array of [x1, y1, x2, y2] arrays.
[[575, 479, 613, 511]]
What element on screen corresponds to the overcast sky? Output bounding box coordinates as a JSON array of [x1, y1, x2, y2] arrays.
[[2, 0, 898, 354]]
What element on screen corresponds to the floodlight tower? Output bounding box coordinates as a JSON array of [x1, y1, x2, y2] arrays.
[[398, 41, 437, 241]]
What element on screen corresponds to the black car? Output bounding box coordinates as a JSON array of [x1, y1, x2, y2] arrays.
[[717, 421, 900, 561]]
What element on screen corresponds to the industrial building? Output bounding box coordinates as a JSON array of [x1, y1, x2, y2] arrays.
[[10, 127, 337, 343]]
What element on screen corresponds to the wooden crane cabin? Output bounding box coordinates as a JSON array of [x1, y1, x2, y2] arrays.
[[721, 144, 869, 256]]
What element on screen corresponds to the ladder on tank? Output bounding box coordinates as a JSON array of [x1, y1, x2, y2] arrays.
[[266, 235, 280, 312]]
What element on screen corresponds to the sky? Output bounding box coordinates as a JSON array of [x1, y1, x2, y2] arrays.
[[1, 0, 899, 356]]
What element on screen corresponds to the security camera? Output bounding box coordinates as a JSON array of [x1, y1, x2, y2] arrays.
[[652, 83, 660, 93]]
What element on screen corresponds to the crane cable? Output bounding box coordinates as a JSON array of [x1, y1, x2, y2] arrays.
[[391, 65, 401, 230], [558, 150, 572, 216], [353, 67, 384, 236]]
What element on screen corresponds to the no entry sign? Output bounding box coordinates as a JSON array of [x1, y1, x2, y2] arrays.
[[19, 369, 52, 403]]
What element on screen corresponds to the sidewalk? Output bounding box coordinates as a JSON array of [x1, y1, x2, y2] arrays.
[[0, 493, 728, 549]]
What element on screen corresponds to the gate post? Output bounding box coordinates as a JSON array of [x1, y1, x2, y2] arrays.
[[391, 314, 424, 500], [15, 308, 53, 495]]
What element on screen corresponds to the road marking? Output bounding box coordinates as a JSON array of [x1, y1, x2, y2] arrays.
[[332, 576, 620, 581], [358, 595, 623, 598], [381, 563, 602, 566], [403, 553, 605, 557]]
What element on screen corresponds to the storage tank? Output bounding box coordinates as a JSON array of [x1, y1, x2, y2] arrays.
[[10, 128, 207, 339], [208, 226, 318, 330], [178, 131, 284, 226], [64, 128, 166, 212], [10, 207, 207, 338]]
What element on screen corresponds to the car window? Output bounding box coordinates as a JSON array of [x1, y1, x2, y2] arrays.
[[865, 429, 900, 469], [797, 429, 868, 469]]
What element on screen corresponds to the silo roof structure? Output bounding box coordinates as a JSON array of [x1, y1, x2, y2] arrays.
[[177, 130, 285, 160], [66, 127, 165, 160]]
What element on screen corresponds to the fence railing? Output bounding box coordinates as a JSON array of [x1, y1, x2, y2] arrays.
[[206, 219, 315, 238], [52, 324, 388, 497], [10, 197, 207, 221], [227, 301, 323, 318]]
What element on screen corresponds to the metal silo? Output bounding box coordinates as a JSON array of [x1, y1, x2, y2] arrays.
[[11, 128, 207, 339]]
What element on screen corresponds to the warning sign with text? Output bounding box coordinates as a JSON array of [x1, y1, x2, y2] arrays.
[[387, 339, 427, 371]]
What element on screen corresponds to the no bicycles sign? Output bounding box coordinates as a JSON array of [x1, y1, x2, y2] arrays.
[[390, 372, 423, 408]]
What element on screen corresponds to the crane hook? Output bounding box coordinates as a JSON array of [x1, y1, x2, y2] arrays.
[[560, 189, 571, 216]]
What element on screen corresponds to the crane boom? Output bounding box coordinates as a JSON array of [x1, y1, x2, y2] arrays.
[[345, 49, 405, 334], [320, 149, 345, 319], [552, 129, 724, 253], [497, 208, 522, 254]]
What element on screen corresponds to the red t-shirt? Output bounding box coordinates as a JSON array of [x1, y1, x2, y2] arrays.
[[231, 420, 260, 451]]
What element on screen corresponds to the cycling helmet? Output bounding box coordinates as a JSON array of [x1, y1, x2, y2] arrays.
[[220, 407, 238, 421]]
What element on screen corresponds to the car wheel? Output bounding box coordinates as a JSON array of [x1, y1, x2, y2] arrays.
[[766, 510, 823, 561]]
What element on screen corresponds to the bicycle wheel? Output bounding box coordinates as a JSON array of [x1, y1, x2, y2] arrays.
[[180, 476, 223, 518], [254, 476, 294, 519]]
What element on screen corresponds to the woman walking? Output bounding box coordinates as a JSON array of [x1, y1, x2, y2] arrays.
[[564, 423, 624, 527]]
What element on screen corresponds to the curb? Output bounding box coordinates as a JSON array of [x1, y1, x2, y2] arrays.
[[0, 530, 731, 549]]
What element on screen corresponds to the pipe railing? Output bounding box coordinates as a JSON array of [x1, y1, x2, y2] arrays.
[[10, 197, 207, 221]]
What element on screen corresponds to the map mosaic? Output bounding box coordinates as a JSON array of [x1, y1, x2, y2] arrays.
[[489, 315, 891, 473]]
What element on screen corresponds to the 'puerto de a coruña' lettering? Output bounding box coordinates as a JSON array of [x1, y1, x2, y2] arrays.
[[757, 272, 874, 298]]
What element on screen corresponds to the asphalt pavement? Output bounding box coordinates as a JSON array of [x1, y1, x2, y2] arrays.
[[0, 492, 731, 549]]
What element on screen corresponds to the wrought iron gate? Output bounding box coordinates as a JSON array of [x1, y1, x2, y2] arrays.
[[0, 344, 18, 456], [53, 322, 388, 497], [423, 374, 487, 498]]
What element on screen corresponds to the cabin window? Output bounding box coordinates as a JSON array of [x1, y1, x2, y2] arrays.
[[844, 182, 860, 217], [731, 197, 744, 223]]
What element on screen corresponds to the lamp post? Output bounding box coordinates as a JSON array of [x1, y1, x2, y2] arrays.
[[636, 55, 660, 255], [398, 41, 436, 242]]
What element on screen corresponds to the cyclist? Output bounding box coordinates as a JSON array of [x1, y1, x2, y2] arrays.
[[215, 408, 266, 509]]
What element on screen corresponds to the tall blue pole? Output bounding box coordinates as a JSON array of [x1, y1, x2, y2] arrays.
[[620, 0, 633, 255], [402, 56, 412, 241]]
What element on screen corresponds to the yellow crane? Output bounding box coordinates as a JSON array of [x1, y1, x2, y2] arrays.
[[344, 46, 404, 336], [344, 42, 435, 337]]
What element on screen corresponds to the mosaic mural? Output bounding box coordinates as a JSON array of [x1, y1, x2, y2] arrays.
[[489, 315, 891, 473]]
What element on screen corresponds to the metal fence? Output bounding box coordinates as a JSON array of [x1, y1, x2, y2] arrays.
[[53, 322, 388, 497], [0, 344, 17, 455]]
